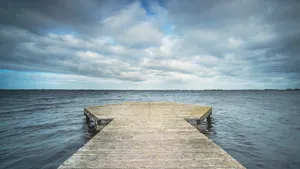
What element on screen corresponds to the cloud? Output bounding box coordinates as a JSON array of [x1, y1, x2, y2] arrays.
[[117, 21, 164, 48], [0, 0, 299, 89]]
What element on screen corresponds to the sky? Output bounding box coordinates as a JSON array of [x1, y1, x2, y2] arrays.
[[0, 0, 299, 89]]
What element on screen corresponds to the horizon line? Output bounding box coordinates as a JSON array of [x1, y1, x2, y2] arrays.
[[1, 89, 299, 91]]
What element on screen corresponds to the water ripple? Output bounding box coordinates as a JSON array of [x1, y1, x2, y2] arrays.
[[0, 90, 299, 169]]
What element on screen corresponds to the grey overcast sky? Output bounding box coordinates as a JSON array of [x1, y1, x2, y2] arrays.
[[0, 0, 299, 89]]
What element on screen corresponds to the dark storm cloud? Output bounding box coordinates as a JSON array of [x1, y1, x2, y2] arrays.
[[0, 0, 132, 35], [0, 26, 143, 81], [0, 0, 159, 83], [165, 0, 300, 79]]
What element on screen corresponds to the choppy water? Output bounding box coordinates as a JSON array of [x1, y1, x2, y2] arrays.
[[0, 90, 300, 169]]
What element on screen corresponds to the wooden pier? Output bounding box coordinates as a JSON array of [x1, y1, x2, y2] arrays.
[[59, 102, 245, 169]]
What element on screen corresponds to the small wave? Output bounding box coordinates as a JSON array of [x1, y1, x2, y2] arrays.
[[0, 107, 55, 115]]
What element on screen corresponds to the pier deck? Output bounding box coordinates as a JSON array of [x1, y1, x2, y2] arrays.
[[59, 102, 245, 169]]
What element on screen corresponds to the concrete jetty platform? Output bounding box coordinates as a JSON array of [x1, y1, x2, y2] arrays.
[[59, 102, 245, 169]]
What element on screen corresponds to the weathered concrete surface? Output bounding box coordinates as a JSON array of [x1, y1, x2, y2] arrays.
[[59, 102, 245, 169]]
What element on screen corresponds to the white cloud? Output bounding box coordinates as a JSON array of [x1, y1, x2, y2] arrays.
[[163, 72, 198, 81], [78, 51, 101, 60], [118, 21, 164, 47], [141, 58, 199, 73], [193, 55, 220, 66], [228, 37, 243, 48], [120, 71, 145, 82], [103, 2, 146, 29]]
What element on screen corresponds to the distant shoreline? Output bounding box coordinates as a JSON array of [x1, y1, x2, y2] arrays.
[[0, 89, 299, 91]]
